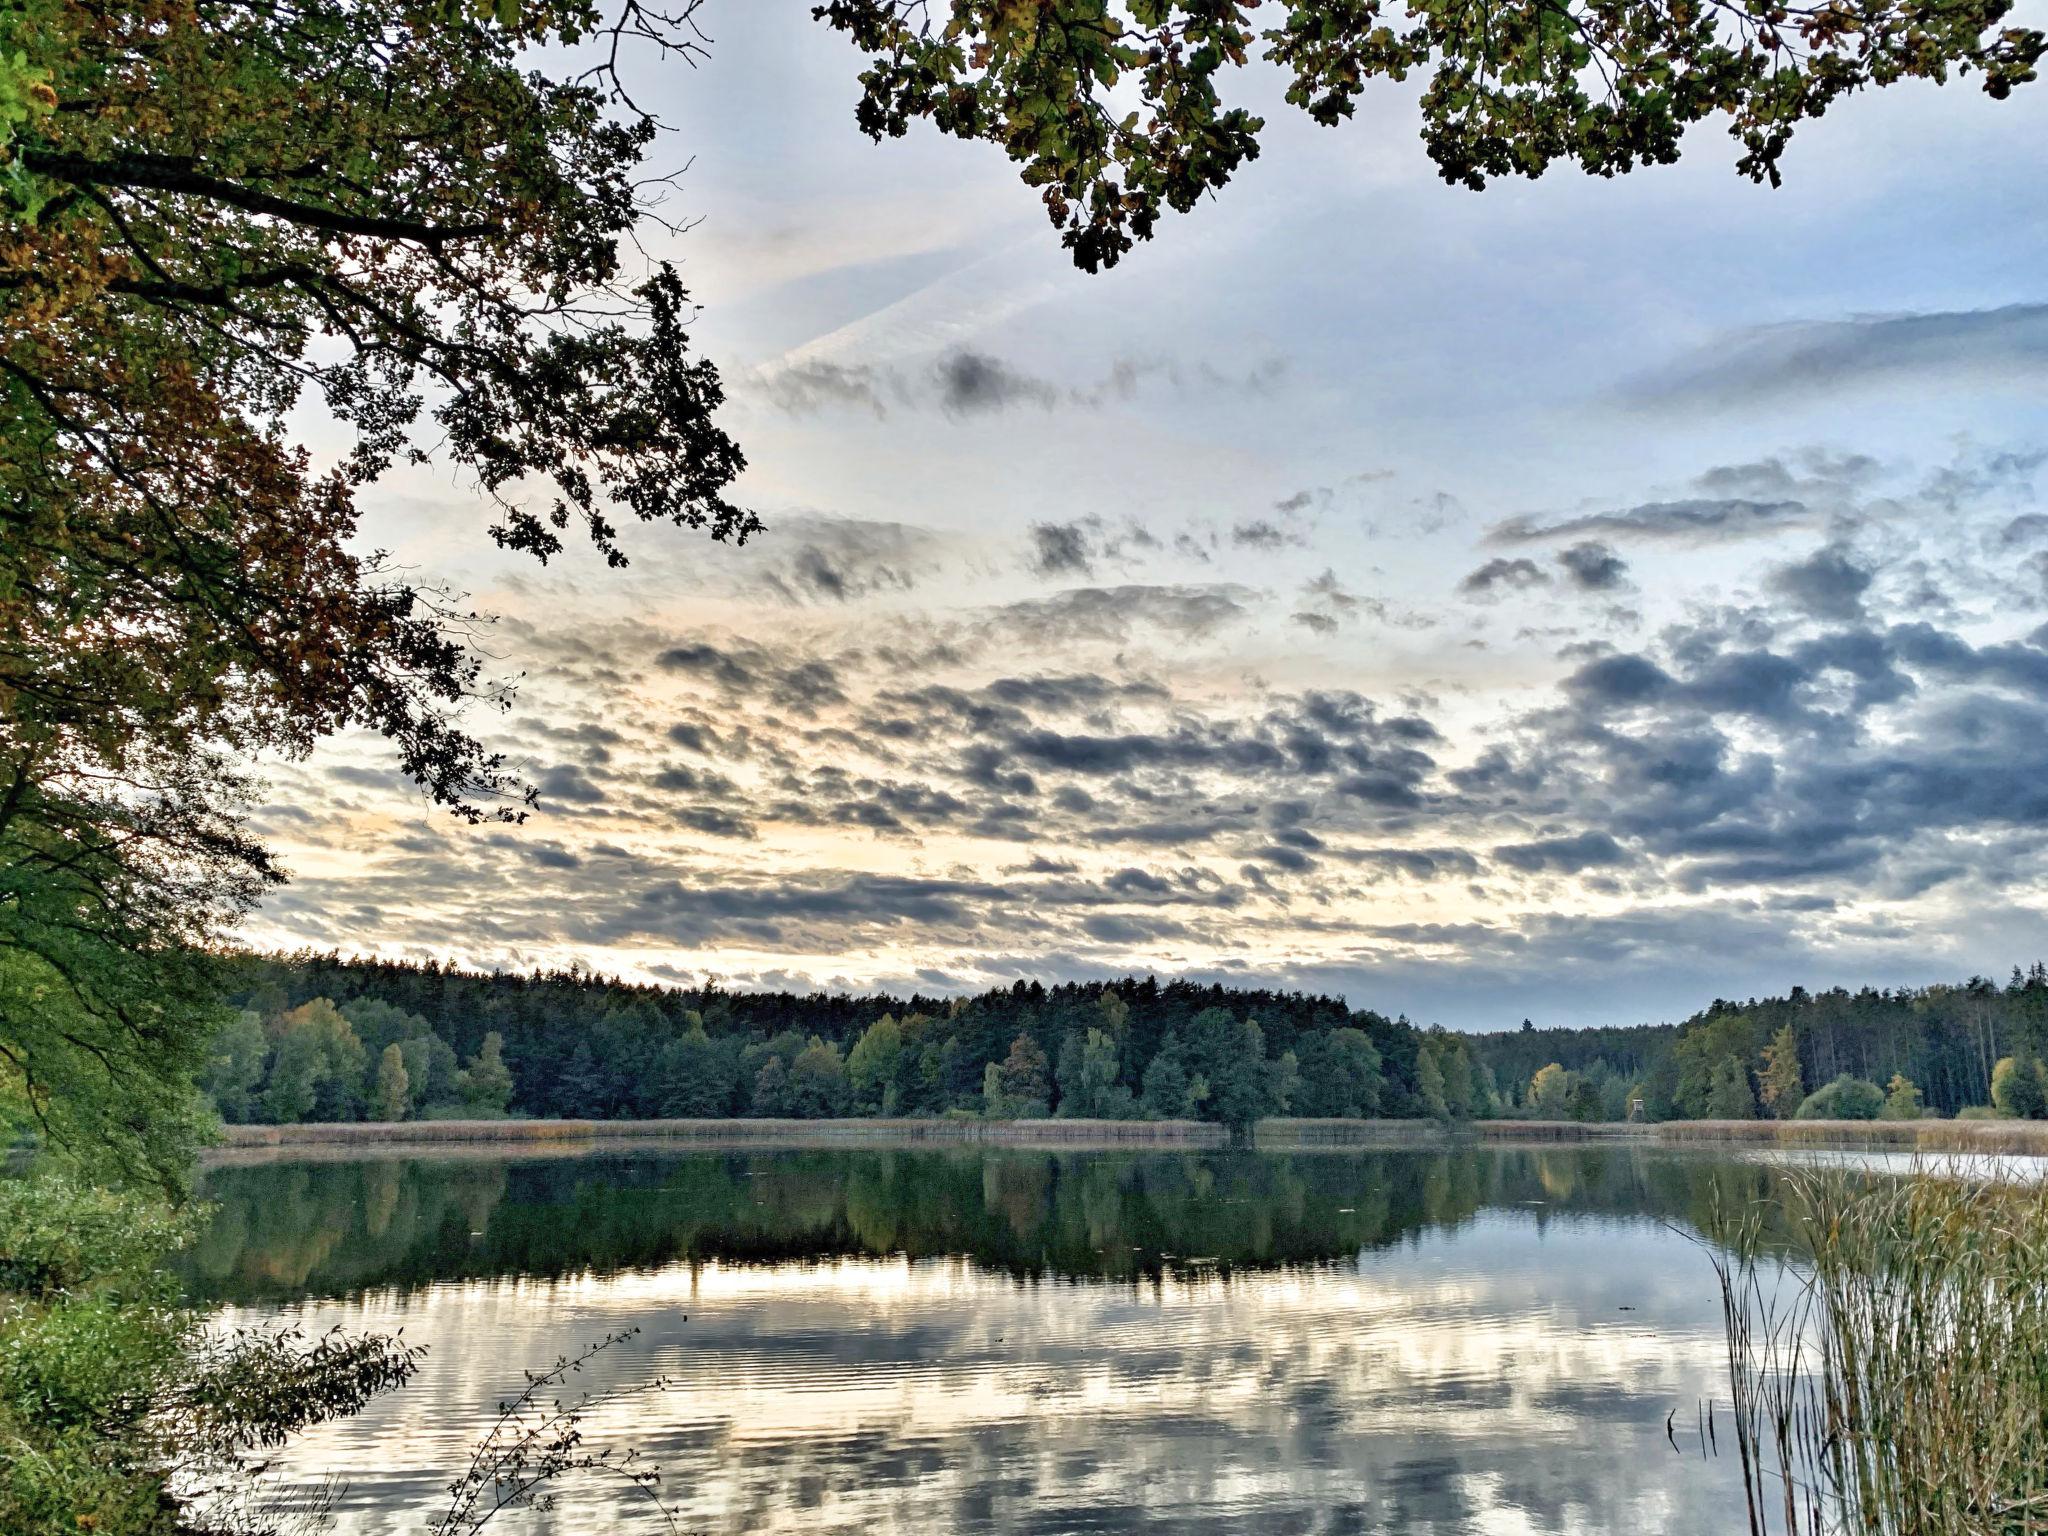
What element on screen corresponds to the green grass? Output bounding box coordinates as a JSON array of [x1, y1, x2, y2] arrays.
[[1707, 1162, 2048, 1535]]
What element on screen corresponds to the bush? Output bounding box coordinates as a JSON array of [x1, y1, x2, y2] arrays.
[[1, 1172, 420, 1536], [1956, 1104, 1999, 1121], [1795, 1075, 1885, 1121]]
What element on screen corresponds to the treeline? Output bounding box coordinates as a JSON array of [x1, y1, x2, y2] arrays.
[[1463, 965, 2048, 1122], [209, 955, 1495, 1130], [207, 956, 2048, 1131]]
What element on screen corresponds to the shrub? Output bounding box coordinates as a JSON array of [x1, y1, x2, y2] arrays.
[[1794, 1074, 1885, 1121]]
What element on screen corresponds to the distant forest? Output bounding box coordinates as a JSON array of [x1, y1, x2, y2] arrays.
[[207, 955, 2048, 1129]]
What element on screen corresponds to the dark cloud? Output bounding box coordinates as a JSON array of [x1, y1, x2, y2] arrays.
[[1634, 302, 2048, 407], [535, 763, 606, 806], [753, 516, 938, 606], [1029, 521, 1095, 577], [935, 350, 1061, 415], [755, 359, 890, 417], [1494, 831, 1631, 874], [1557, 542, 1629, 592], [675, 807, 757, 840], [1492, 499, 1809, 546], [1460, 557, 1550, 596], [1768, 543, 1874, 622], [1231, 519, 1300, 550], [988, 584, 1253, 645]]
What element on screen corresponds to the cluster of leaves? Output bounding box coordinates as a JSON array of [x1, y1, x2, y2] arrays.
[[0, 1174, 421, 1534], [815, 0, 2043, 269], [0, 0, 756, 1182]]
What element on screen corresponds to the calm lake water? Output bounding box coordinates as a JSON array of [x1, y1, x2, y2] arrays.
[[183, 1142, 1777, 1534]]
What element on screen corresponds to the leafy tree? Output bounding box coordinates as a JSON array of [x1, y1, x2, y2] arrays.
[[1796, 1074, 1885, 1121], [259, 1000, 365, 1124], [1568, 1076, 1605, 1123], [847, 1014, 906, 1115], [1880, 1073, 1924, 1121], [818, 0, 2042, 272], [653, 1022, 734, 1118], [1705, 1055, 1758, 1120], [1201, 1015, 1274, 1132], [1, 0, 753, 1184], [371, 1044, 411, 1122], [787, 1037, 851, 1119], [1055, 1027, 1132, 1119], [1992, 1052, 2048, 1119], [1414, 1039, 1450, 1120], [753, 1054, 794, 1118], [1433, 1034, 1475, 1118], [996, 1032, 1051, 1117], [1528, 1062, 1575, 1118], [397, 1033, 461, 1113], [1292, 1027, 1382, 1118], [1757, 1025, 1805, 1119], [557, 1040, 615, 1119], [1139, 1030, 1203, 1119], [1675, 1013, 1765, 1118], [201, 1011, 269, 1125], [458, 1031, 514, 1116]]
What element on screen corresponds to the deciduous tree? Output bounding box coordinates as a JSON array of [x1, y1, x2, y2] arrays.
[[818, 0, 2043, 271]]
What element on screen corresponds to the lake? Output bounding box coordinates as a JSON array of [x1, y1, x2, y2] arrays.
[[183, 1141, 1777, 1534]]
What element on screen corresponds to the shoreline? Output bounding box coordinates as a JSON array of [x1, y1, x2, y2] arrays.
[[207, 1114, 2048, 1159]]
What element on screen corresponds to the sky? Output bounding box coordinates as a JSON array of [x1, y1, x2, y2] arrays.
[[247, 5, 2048, 1029]]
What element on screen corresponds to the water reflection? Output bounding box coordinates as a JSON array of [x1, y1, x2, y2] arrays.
[[189, 1146, 1765, 1534]]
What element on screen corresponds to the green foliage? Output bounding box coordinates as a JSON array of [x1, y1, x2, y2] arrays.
[[1139, 1030, 1204, 1119], [817, 0, 2042, 271], [846, 1013, 906, 1115], [1292, 1026, 1382, 1118], [1706, 1055, 1759, 1120], [1527, 1062, 1575, 1118], [1880, 1074, 1923, 1121], [372, 1044, 411, 1122], [1710, 1167, 2048, 1534], [788, 1036, 852, 1118], [992, 1031, 1051, 1118], [1796, 1074, 1886, 1121], [0, 919, 221, 1195], [458, 1031, 514, 1116], [1676, 1013, 1766, 1119], [0, 1172, 419, 1534], [1055, 1027, 1133, 1119], [1414, 1039, 1449, 1121], [201, 1011, 268, 1125], [1992, 1051, 2048, 1119]]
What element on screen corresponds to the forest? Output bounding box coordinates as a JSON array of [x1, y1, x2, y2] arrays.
[[203, 954, 2048, 1130]]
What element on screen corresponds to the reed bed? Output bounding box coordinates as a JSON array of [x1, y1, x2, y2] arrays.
[[217, 1116, 1229, 1149], [1708, 1162, 2048, 1535]]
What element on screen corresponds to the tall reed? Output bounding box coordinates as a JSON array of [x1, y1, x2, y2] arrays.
[[1707, 1163, 2048, 1535]]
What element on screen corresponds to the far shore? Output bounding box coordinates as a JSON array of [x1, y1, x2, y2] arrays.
[[206, 1114, 2048, 1161]]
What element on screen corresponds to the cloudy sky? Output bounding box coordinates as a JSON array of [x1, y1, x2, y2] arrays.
[[250, 6, 2048, 1028]]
